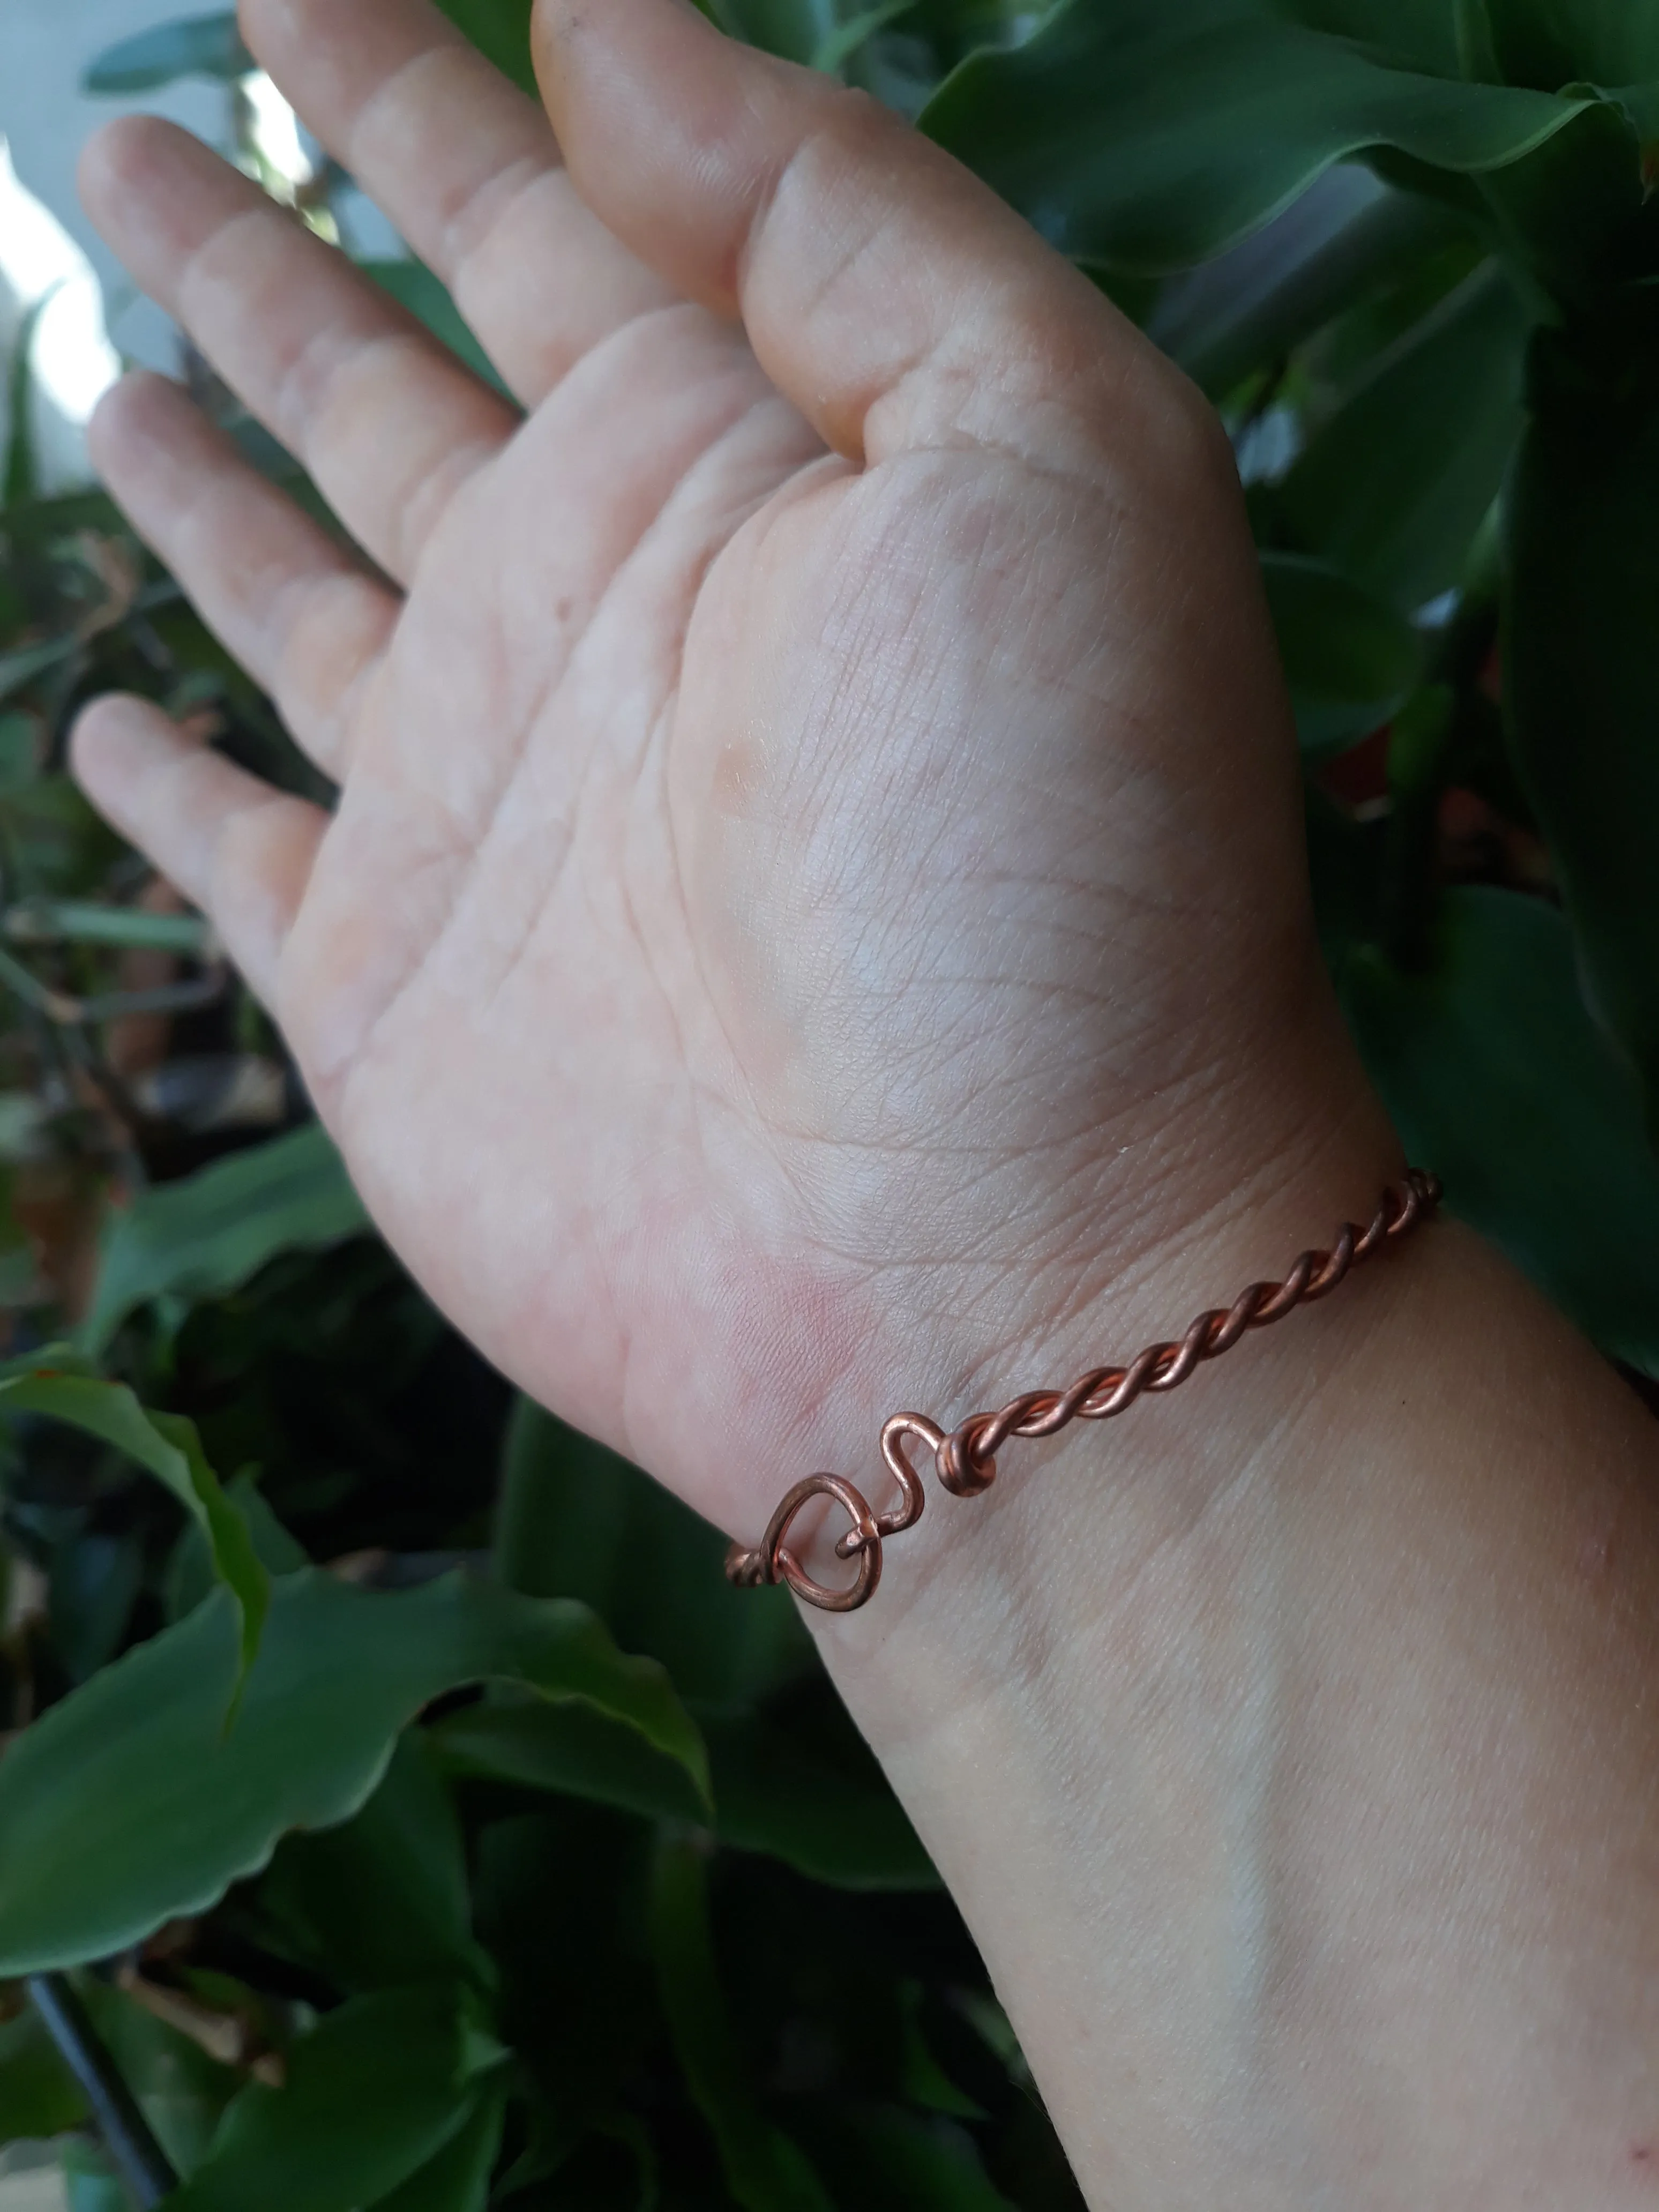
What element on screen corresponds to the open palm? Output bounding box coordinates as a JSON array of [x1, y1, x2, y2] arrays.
[[76, 0, 1363, 1551]]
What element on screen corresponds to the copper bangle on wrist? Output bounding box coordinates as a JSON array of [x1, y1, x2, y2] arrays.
[[726, 1169, 1443, 1614]]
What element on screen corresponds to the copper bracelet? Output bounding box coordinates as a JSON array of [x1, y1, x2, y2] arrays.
[[726, 1169, 1443, 1613]]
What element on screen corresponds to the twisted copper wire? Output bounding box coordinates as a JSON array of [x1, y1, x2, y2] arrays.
[[726, 1170, 1442, 1612]]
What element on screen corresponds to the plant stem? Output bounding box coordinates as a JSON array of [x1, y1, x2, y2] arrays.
[[26, 1973, 178, 2209]]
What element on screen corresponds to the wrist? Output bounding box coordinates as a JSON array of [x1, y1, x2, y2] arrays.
[[749, 959, 1402, 1615], [808, 1173, 1659, 2211]]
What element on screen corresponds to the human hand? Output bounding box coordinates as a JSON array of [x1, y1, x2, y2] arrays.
[[73, 0, 1386, 1552], [71, 13, 1659, 2204]]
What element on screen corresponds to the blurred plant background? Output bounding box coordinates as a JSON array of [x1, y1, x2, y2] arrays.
[[2, 0, 1659, 2206]]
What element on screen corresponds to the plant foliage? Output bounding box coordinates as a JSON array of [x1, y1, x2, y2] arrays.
[[6, 0, 1659, 2203]]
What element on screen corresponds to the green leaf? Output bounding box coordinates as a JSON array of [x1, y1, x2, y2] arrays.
[[78, 1981, 241, 2179], [430, 1686, 707, 1826], [700, 0, 836, 64], [1153, 183, 1481, 400], [1261, 551, 1424, 757], [359, 263, 510, 398], [1505, 336, 1659, 1131], [0, 1369, 268, 1686], [82, 1122, 370, 1357], [921, 0, 1595, 273], [1474, 92, 1655, 306], [704, 1709, 936, 1890], [812, 1, 916, 73], [81, 12, 251, 94], [256, 1734, 494, 1995], [472, 1807, 657, 2171], [4, 295, 51, 514], [431, 0, 536, 93], [368, 2083, 507, 2212], [0, 2007, 86, 2144], [1340, 887, 1659, 1376], [801, 2106, 1016, 2212], [166, 1471, 308, 1627], [430, 1692, 936, 1888], [166, 1985, 496, 2212], [49, 1528, 145, 1685], [3, 901, 211, 953], [1481, 0, 1659, 88], [495, 1398, 812, 1707], [651, 1832, 837, 2212], [1281, 0, 1463, 77], [0, 1568, 706, 1975], [1274, 260, 1531, 609], [0, 637, 81, 711], [60, 2140, 125, 2212]]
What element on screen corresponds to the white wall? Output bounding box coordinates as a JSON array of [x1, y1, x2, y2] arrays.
[[0, 0, 233, 371]]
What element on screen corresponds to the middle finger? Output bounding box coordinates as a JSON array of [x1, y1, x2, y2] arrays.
[[240, 0, 682, 410]]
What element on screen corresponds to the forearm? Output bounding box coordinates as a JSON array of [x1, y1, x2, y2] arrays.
[[816, 1139, 1659, 2210]]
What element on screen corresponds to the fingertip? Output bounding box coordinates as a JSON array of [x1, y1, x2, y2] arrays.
[[77, 114, 213, 281], [78, 113, 164, 224], [85, 367, 176, 476], [70, 694, 188, 810]]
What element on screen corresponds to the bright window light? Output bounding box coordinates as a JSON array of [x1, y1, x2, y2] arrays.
[[0, 135, 121, 433], [238, 68, 315, 200]]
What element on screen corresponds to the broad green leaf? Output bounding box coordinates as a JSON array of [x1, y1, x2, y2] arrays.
[[1274, 260, 1531, 610], [0, 1369, 267, 1684], [706, 1706, 936, 1889], [651, 1832, 837, 2212], [1152, 180, 1479, 399], [922, 1, 1593, 273], [167, 1984, 497, 2212], [1279, 0, 1462, 76], [1340, 887, 1659, 1376], [360, 263, 509, 398], [81, 12, 251, 94], [256, 1735, 494, 1995], [368, 2084, 507, 2212], [430, 1692, 935, 1888], [0, 1568, 707, 1975], [1505, 334, 1659, 1133], [430, 1686, 706, 1826], [496, 1398, 812, 1707], [1261, 551, 1424, 756], [432, 0, 535, 93], [82, 1122, 370, 1356], [1474, 93, 1656, 306], [0, 2008, 86, 2144]]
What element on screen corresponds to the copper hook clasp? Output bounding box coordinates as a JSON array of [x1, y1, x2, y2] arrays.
[[725, 1473, 884, 1612], [723, 1415, 946, 1613], [828, 1412, 940, 1560]]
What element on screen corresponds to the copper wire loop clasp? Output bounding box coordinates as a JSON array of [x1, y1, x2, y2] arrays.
[[726, 1170, 1442, 1615]]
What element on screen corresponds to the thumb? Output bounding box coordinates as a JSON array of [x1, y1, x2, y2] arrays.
[[532, 0, 1195, 469]]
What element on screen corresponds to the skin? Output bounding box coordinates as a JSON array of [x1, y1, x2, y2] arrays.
[[71, 1, 1659, 2202]]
